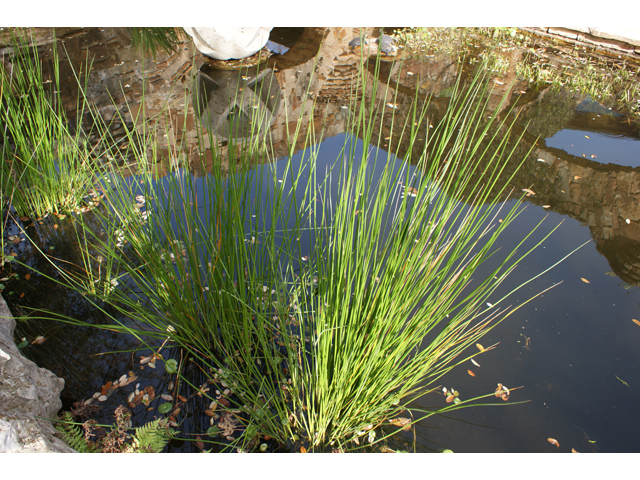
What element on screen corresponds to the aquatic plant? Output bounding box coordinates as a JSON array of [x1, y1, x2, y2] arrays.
[[127, 27, 183, 59], [18, 43, 570, 452], [0, 32, 102, 219]]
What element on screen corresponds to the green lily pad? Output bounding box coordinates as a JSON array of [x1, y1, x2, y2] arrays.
[[17, 340, 29, 349], [158, 402, 172, 414], [164, 358, 178, 374], [207, 426, 219, 436]]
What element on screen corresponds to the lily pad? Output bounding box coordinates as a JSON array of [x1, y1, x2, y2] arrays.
[[165, 358, 178, 374], [158, 402, 172, 414]]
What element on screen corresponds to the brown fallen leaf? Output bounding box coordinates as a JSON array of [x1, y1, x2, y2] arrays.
[[300, 446, 307, 453], [446, 395, 455, 403], [196, 436, 204, 450], [581, 278, 590, 284], [467, 370, 475, 377], [177, 395, 187, 403], [204, 409, 216, 417], [632, 319, 640, 327], [476, 343, 485, 352], [24, 273, 31, 281], [547, 438, 560, 448], [572, 448, 578, 453], [31, 335, 46, 345], [389, 417, 412, 431]]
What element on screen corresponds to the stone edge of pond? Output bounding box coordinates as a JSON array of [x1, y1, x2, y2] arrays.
[[523, 27, 640, 58], [0, 294, 76, 453]]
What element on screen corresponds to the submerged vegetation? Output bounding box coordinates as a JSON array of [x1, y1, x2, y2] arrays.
[[1, 28, 590, 452]]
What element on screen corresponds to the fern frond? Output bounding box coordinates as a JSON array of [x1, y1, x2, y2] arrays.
[[55, 412, 99, 453], [132, 418, 175, 453]]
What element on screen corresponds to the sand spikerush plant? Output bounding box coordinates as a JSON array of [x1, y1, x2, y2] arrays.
[[15, 46, 580, 452]]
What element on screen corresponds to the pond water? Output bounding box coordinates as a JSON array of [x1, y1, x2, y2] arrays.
[[2, 27, 640, 453]]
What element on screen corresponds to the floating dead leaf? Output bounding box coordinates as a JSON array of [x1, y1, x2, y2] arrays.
[[574, 176, 581, 180], [571, 448, 578, 453], [467, 369, 475, 377], [631, 319, 640, 327], [161, 394, 173, 401], [98, 395, 108, 402], [177, 395, 187, 403], [204, 409, 217, 417], [584, 135, 590, 139], [471, 358, 480, 367], [31, 335, 46, 345], [100, 381, 112, 396], [219, 397, 230, 407], [140, 355, 152, 365], [132, 392, 144, 404], [144, 386, 155, 401], [581, 278, 590, 284], [626, 219, 631, 224], [522, 188, 535, 197], [196, 436, 204, 450], [389, 417, 412, 431], [300, 446, 307, 453], [19, 293, 25, 298], [547, 438, 560, 448], [476, 343, 485, 352], [445, 395, 455, 403], [542, 205, 551, 209], [24, 273, 31, 281]]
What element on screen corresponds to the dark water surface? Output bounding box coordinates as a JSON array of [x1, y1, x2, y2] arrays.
[[2, 27, 640, 452]]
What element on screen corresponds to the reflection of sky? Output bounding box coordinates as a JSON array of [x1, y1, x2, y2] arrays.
[[545, 129, 640, 167]]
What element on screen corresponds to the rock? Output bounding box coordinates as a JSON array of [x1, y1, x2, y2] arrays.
[[183, 27, 273, 60], [0, 294, 75, 452]]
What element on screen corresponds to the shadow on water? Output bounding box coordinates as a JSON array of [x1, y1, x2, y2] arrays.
[[2, 27, 640, 452]]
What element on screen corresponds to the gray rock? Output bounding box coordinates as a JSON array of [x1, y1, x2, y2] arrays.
[[0, 294, 76, 452]]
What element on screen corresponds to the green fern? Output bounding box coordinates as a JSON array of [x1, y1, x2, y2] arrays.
[[130, 418, 175, 453], [55, 412, 99, 453]]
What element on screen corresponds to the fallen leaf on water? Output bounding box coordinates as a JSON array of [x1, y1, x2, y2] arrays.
[[547, 438, 560, 448], [98, 395, 108, 402], [522, 188, 535, 196], [471, 358, 480, 367], [445, 394, 456, 403], [300, 446, 307, 453], [25, 273, 31, 281], [467, 370, 475, 377], [585, 135, 590, 139], [161, 394, 173, 401], [572, 448, 578, 453], [196, 436, 204, 450], [626, 219, 631, 224], [476, 343, 485, 352], [389, 417, 412, 431], [581, 278, 590, 284], [574, 176, 582, 180], [19, 293, 25, 298], [31, 335, 46, 345], [542, 205, 551, 209], [177, 395, 187, 403]]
